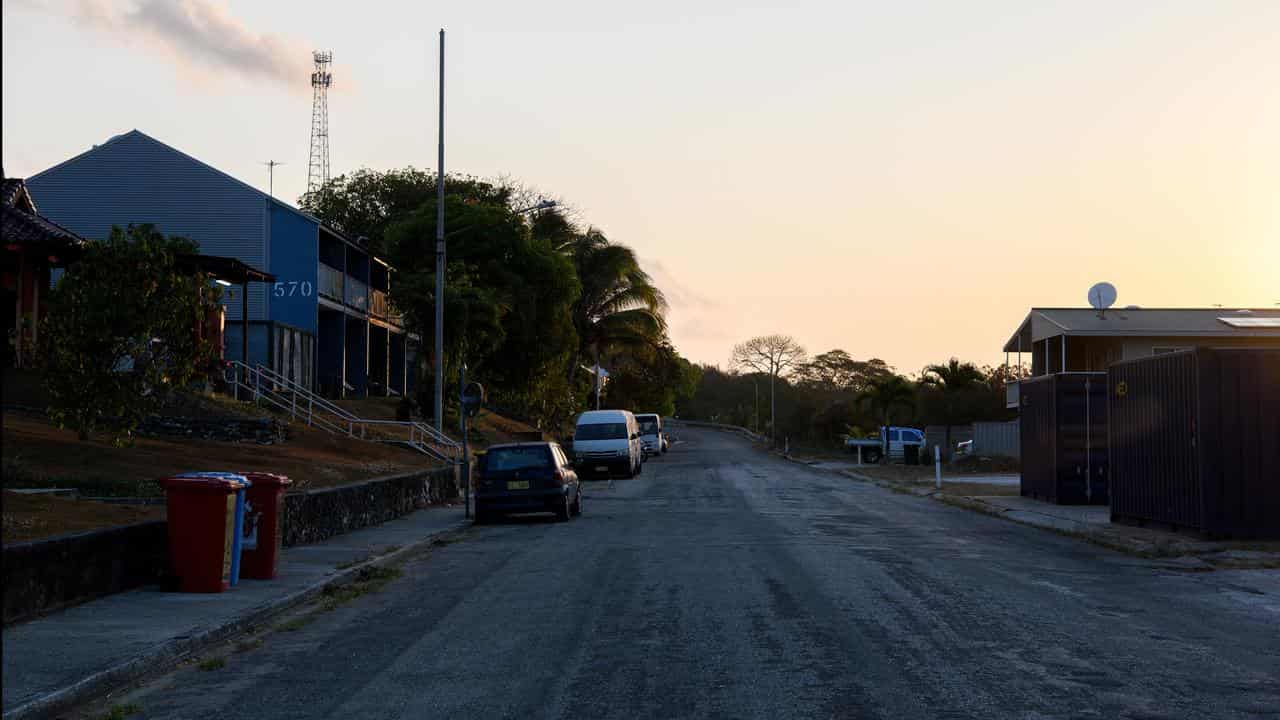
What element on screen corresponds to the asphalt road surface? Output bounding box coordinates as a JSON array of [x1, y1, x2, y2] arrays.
[[104, 427, 1280, 720]]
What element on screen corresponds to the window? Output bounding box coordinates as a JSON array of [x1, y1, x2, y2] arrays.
[[889, 430, 902, 441], [638, 418, 659, 435], [485, 446, 550, 472], [575, 423, 629, 441]]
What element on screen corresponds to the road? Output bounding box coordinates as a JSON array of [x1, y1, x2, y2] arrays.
[[107, 427, 1279, 720]]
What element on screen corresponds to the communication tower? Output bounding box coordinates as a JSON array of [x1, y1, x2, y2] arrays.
[[306, 51, 333, 195]]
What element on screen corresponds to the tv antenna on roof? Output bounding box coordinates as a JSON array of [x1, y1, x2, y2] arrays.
[[261, 160, 285, 199], [1088, 282, 1117, 317]]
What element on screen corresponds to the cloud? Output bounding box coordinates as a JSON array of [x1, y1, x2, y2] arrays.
[[643, 257, 717, 312], [62, 0, 315, 91]]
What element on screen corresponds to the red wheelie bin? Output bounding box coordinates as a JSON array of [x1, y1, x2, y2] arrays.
[[238, 472, 292, 580], [159, 473, 249, 593]]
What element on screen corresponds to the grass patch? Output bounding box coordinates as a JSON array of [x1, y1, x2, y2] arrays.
[[275, 613, 319, 632], [319, 565, 402, 611], [98, 703, 142, 720], [197, 657, 225, 671], [233, 637, 264, 653]]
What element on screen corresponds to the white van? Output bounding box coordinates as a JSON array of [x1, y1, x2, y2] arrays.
[[572, 409, 643, 479], [634, 413, 664, 456]]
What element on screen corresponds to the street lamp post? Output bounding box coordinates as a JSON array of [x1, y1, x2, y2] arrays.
[[434, 29, 446, 433]]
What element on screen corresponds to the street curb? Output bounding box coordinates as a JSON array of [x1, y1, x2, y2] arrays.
[[3, 515, 470, 720]]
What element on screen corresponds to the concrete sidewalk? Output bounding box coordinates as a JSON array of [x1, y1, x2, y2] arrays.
[[2, 504, 468, 720]]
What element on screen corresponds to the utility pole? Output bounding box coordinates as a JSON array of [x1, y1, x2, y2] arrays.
[[433, 29, 446, 433]]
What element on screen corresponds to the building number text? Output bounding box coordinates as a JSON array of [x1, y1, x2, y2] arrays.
[[273, 281, 314, 298]]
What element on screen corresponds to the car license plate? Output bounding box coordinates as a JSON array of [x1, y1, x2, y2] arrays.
[[595, 466, 609, 473], [507, 480, 529, 490]]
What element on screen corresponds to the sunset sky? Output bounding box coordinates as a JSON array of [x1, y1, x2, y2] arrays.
[[4, 0, 1278, 375]]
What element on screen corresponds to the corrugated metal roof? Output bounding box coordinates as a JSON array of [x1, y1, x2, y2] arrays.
[[1003, 308, 1280, 351], [26, 130, 274, 320]]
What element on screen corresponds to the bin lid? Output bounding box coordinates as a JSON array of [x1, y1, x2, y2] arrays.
[[160, 472, 250, 492], [238, 471, 292, 487]]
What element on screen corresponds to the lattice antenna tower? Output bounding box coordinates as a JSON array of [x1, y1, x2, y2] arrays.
[[306, 50, 333, 196]]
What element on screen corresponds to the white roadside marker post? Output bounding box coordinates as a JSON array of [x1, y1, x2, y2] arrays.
[[934, 446, 942, 490], [857, 445, 863, 466]]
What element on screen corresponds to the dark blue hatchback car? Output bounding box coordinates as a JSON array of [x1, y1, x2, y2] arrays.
[[474, 442, 582, 523]]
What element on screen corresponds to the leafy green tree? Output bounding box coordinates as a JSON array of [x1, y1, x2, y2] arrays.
[[795, 350, 893, 394], [300, 168, 514, 255], [856, 375, 916, 455], [920, 357, 986, 458], [40, 225, 220, 444], [566, 229, 667, 406], [382, 196, 580, 428], [603, 343, 700, 417]]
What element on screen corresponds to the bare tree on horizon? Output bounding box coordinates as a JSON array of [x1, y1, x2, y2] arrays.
[[730, 335, 807, 445]]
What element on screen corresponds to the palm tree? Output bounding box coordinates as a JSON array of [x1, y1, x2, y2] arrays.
[[565, 229, 667, 408], [921, 357, 985, 460], [856, 375, 916, 459]]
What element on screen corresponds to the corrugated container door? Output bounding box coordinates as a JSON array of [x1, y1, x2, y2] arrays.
[[1198, 349, 1280, 537], [1108, 351, 1201, 529], [1053, 375, 1108, 505], [1019, 376, 1058, 502]]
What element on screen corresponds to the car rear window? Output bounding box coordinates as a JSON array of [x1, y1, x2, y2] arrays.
[[575, 423, 629, 441], [485, 447, 550, 471], [638, 418, 659, 434]]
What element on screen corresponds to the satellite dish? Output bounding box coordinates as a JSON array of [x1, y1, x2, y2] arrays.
[[1088, 282, 1117, 311]]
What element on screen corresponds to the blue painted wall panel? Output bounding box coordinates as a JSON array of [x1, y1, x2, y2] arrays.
[[224, 324, 271, 368], [266, 205, 318, 334]]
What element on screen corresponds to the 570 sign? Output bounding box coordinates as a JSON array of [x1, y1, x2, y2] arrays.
[[272, 281, 314, 298]]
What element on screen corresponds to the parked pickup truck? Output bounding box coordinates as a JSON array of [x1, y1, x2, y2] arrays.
[[844, 426, 926, 463]]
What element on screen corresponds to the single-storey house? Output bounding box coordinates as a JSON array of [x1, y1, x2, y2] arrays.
[[1002, 307, 1280, 407]]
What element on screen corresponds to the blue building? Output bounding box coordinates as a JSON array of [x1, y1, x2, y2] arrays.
[[26, 130, 414, 397]]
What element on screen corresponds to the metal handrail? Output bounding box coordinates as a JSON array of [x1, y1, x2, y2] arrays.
[[221, 360, 460, 461], [222, 363, 348, 434], [245, 361, 357, 421]]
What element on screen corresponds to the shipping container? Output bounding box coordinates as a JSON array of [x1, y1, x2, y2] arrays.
[[1018, 373, 1108, 504], [1108, 348, 1280, 538]]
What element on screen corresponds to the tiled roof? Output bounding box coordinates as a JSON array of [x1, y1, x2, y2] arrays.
[[2, 177, 87, 250], [2, 177, 33, 210]]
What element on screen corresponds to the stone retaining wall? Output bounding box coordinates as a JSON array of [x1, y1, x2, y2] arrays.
[[282, 465, 460, 547], [2, 521, 169, 625], [136, 415, 288, 444], [2, 465, 460, 626]]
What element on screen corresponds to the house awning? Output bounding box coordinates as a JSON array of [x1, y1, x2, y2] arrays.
[[176, 254, 275, 284]]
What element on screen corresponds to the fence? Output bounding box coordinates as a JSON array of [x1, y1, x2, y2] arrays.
[[924, 425, 973, 460], [972, 421, 1020, 459]]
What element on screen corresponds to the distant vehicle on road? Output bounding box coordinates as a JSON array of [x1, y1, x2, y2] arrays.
[[571, 409, 643, 479], [844, 426, 925, 463], [635, 413, 665, 456], [475, 442, 582, 523]]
